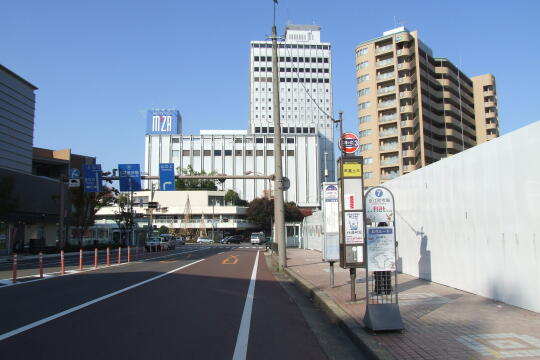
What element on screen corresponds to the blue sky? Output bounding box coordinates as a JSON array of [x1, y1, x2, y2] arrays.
[[2, 0, 538, 172]]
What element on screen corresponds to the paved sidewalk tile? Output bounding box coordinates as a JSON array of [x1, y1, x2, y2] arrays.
[[285, 249, 540, 360]]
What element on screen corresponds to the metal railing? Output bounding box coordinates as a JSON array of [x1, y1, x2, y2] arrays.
[[380, 143, 399, 151], [379, 114, 397, 123], [381, 172, 399, 180], [375, 45, 393, 54], [376, 59, 394, 68], [378, 100, 397, 109], [377, 72, 395, 81], [379, 129, 398, 137], [378, 86, 396, 94]]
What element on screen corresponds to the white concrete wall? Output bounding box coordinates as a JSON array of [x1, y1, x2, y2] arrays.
[[384, 121, 540, 313]]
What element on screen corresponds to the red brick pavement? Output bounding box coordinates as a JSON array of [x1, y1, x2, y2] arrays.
[[285, 249, 540, 360]]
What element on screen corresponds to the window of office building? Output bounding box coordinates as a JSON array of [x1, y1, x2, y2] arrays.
[[182, 150, 190, 156], [214, 150, 221, 156], [267, 150, 274, 156], [193, 150, 201, 156], [203, 150, 211, 156], [287, 150, 295, 156], [256, 138, 264, 143], [364, 171, 373, 179], [224, 150, 232, 156], [287, 138, 295, 144], [363, 157, 373, 165], [246, 150, 253, 156], [235, 150, 242, 156], [256, 150, 264, 156], [266, 138, 273, 143]]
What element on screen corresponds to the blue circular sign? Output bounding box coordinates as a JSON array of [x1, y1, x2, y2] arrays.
[[375, 189, 383, 197]]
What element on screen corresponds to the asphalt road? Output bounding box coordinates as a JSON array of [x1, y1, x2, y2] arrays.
[[0, 245, 366, 359]]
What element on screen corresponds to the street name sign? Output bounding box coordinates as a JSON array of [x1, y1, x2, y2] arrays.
[[118, 164, 142, 192], [159, 163, 175, 191], [83, 164, 103, 193]]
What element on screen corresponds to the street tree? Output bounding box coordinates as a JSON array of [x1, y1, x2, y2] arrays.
[[113, 193, 135, 246], [70, 173, 117, 246], [224, 189, 248, 206], [175, 165, 217, 191], [247, 198, 306, 231]]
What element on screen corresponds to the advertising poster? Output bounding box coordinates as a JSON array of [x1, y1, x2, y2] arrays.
[[367, 227, 396, 272], [344, 212, 364, 244]]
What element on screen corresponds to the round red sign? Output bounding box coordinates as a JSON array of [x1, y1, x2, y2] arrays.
[[339, 132, 359, 154]]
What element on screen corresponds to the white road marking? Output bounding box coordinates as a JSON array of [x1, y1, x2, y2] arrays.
[[0, 247, 209, 288], [232, 251, 259, 360], [0, 258, 205, 341]]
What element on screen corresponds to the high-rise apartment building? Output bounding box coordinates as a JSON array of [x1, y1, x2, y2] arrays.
[[249, 24, 335, 182], [355, 27, 500, 186], [471, 74, 500, 143]]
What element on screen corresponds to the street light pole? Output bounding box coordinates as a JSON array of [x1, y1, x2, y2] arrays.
[[271, 5, 286, 271]]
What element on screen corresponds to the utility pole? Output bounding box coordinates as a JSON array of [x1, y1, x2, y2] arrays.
[[271, 0, 286, 271]]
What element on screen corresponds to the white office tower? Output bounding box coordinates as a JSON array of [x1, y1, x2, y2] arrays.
[[249, 24, 336, 183]]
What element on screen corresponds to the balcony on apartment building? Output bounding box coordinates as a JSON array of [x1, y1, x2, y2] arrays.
[[379, 142, 399, 152], [401, 149, 417, 158], [378, 85, 396, 95], [378, 99, 397, 109], [379, 127, 398, 138], [398, 75, 413, 84], [399, 90, 414, 99], [376, 58, 394, 69], [380, 156, 399, 167], [377, 72, 395, 82], [375, 44, 393, 54], [381, 171, 399, 180], [402, 164, 418, 173], [379, 113, 398, 123], [396, 47, 414, 56], [397, 62, 413, 71]]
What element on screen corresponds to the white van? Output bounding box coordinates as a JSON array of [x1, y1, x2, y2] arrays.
[[250, 232, 265, 245]]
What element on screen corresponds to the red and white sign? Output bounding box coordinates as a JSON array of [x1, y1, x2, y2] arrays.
[[339, 132, 359, 154]]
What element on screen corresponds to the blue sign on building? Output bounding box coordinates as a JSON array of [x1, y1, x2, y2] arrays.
[[118, 164, 142, 192], [146, 109, 180, 135], [83, 164, 103, 193], [159, 163, 175, 191]]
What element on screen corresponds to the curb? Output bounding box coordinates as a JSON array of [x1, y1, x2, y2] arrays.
[[279, 259, 395, 360]]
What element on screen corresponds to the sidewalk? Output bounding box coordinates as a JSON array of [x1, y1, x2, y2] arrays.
[[282, 249, 540, 360]]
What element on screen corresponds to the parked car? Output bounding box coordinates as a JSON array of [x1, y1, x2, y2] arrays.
[[145, 237, 162, 251], [219, 236, 231, 244], [220, 235, 243, 244], [197, 237, 214, 244], [160, 234, 175, 250], [175, 236, 186, 245], [250, 232, 265, 245]]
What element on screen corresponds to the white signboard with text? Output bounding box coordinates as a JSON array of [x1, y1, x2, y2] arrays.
[[367, 227, 396, 272]]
